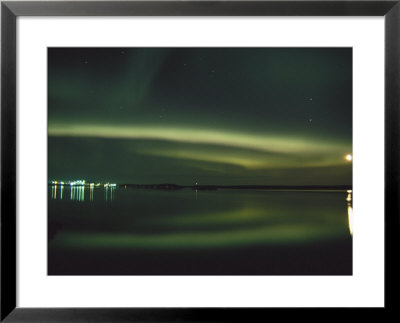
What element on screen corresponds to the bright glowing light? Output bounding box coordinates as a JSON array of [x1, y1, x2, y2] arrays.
[[48, 123, 349, 155], [347, 204, 353, 236], [48, 123, 352, 169], [69, 180, 86, 186], [345, 154, 352, 161]]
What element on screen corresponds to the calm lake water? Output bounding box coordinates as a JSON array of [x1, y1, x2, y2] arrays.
[[48, 186, 352, 275]]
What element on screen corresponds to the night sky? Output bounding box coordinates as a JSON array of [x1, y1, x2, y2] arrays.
[[48, 48, 352, 185]]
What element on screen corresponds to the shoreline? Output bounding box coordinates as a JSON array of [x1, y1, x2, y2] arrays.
[[49, 183, 352, 191]]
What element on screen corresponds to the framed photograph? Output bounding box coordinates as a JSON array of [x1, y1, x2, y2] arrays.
[[1, 0, 398, 321]]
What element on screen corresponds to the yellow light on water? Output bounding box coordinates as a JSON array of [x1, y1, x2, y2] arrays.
[[347, 204, 353, 236]]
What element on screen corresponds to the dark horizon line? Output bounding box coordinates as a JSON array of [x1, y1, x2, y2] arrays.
[[118, 183, 353, 191], [48, 181, 352, 190]]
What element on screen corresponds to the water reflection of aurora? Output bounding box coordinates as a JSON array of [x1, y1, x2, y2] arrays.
[[49, 189, 352, 250]]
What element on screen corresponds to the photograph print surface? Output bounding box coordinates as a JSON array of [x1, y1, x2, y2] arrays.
[[48, 48, 352, 275]]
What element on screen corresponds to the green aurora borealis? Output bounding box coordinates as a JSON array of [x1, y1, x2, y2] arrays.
[[48, 48, 352, 185]]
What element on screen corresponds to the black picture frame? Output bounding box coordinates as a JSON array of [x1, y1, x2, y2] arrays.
[[1, 0, 399, 321]]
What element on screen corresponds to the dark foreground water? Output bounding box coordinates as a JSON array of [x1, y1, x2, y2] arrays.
[[48, 186, 352, 275]]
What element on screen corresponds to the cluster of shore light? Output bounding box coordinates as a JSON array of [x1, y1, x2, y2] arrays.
[[50, 180, 117, 188]]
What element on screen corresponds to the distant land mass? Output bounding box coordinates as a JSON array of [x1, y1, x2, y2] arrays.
[[119, 183, 352, 191]]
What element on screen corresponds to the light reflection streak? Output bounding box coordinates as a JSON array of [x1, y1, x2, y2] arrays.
[[346, 190, 352, 236], [347, 203, 353, 236], [51, 185, 56, 199], [89, 186, 94, 201], [51, 185, 116, 202], [71, 186, 85, 202], [104, 186, 116, 202], [111, 187, 115, 201]]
